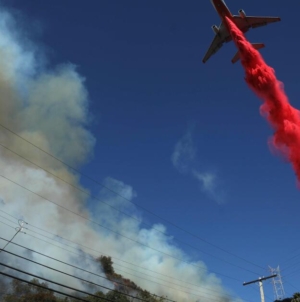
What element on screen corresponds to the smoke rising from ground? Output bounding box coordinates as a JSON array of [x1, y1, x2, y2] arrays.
[[225, 17, 300, 187], [0, 5, 241, 302]]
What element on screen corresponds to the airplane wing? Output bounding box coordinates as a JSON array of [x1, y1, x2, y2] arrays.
[[202, 22, 231, 63], [233, 15, 281, 31]]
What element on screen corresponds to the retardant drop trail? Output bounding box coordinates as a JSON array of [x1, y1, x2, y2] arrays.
[[225, 16, 300, 186]]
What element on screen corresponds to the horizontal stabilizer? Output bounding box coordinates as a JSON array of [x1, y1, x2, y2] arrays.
[[231, 43, 265, 64]]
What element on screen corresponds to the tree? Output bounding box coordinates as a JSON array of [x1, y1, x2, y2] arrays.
[[3, 278, 56, 302], [98, 256, 115, 275], [138, 290, 157, 302], [292, 293, 300, 302], [85, 291, 106, 302], [106, 290, 130, 302]]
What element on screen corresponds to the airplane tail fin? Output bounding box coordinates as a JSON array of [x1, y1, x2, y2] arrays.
[[231, 43, 265, 64]]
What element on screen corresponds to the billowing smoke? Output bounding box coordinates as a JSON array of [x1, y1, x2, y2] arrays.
[[225, 17, 300, 187], [0, 5, 242, 302]]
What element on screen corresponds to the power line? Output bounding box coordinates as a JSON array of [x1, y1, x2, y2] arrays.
[[1, 249, 161, 302], [0, 214, 20, 225], [281, 262, 300, 273], [0, 212, 252, 302], [281, 254, 300, 273], [0, 233, 237, 302], [0, 234, 173, 302], [0, 218, 25, 253], [25, 227, 205, 292], [0, 174, 243, 282], [0, 235, 174, 302], [0, 271, 89, 302], [26, 221, 209, 286], [281, 256, 300, 276], [0, 262, 127, 302], [246, 283, 274, 302], [282, 268, 300, 278], [280, 245, 300, 267], [0, 142, 261, 276], [22, 215, 259, 287], [0, 292, 71, 301], [26, 233, 233, 301], [283, 280, 298, 292], [0, 122, 265, 271], [0, 237, 241, 302], [0, 220, 246, 302], [0, 206, 263, 302], [25, 233, 228, 301], [0, 220, 16, 229]]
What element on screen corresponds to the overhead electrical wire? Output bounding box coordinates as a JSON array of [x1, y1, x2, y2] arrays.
[[283, 280, 298, 291], [278, 250, 300, 288], [0, 264, 248, 302], [22, 212, 260, 276], [281, 244, 300, 264], [0, 174, 248, 282], [0, 123, 268, 302], [26, 221, 217, 286], [0, 235, 251, 302], [0, 291, 69, 301], [1, 249, 162, 302], [0, 220, 15, 229], [0, 210, 258, 302], [0, 271, 89, 302], [0, 216, 25, 253], [0, 122, 265, 271], [24, 232, 235, 301], [0, 262, 141, 302], [0, 204, 272, 302], [281, 260, 300, 273], [0, 142, 262, 277], [0, 234, 172, 302], [2, 248, 227, 302], [0, 214, 17, 225], [0, 263, 120, 302], [280, 251, 300, 277], [246, 283, 273, 302], [1, 222, 196, 296], [280, 251, 300, 273], [281, 268, 300, 278], [0, 232, 237, 302], [0, 237, 231, 302]]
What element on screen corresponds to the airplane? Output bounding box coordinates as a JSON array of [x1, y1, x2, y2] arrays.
[[202, 0, 281, 64]]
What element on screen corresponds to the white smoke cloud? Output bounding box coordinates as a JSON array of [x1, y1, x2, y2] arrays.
[[171, 127, 226, 204], [91, 177, 235, 302], [171, 128, 196, 174], [0, 4, 237, 302], [192, 171, 226, 205], [0, 3, 105, 295]]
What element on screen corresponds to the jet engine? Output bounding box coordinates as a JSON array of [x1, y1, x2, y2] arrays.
[[238, 9, 246, 18], [211, 25, 219, 34]]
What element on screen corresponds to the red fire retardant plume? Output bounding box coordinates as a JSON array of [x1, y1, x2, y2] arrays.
[[225, 16, 300, 186]]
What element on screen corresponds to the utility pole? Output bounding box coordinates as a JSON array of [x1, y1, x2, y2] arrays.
[[243, 275, 277, 302]]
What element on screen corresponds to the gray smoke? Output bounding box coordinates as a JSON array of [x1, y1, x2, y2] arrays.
[[0, 4, 240, 302]]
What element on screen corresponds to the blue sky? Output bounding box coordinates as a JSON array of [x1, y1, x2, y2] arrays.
[[1, 0, 300, 301]]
